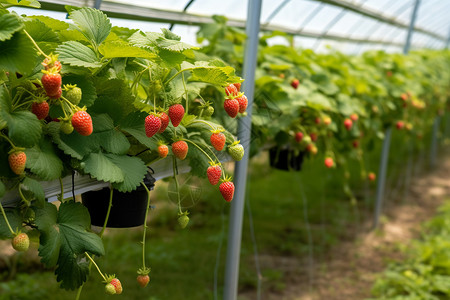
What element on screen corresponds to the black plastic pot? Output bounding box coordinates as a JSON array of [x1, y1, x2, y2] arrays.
[[82, 172, 156, 228], [269, 147, 305, 171]]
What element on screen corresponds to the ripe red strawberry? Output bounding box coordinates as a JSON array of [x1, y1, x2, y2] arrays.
[[41, 71, 62, 97], [31, 101, 49, 120], [368, 172, 376, 181], [224, 99, 239, 118], [219, 179, 235, 202], [158, 144, 168, 158], [350, 113, 358, 122], [158, 112, 170, 133], [396, 120, 404, 130], [291, 79, 299, 89], [224, 84, 238, 97], [233, 82, 241, 92], [207, 164, 222, 185], [168, 104, 184, 127], [310, 133, 318, 142], [12, 232, 29, 252], [8, 151, 26, 175], [48, 87, 62, 99], [295, 132, 303, 143], [109, 278, 122, 294], [172, 141, 188, 160], [105, 283, 116, 295], [344, 118, 353, 130], [210, 130, 226, 151], [400, 93, 408, 101], [145, 114, 161, 138], [137, 275, 150, 288], [71, 110, 93, 136], [352, 140, 359, 148], [315, 117, 321, 124], [324, 157, 334, 168], [236, 95, 248, 113]]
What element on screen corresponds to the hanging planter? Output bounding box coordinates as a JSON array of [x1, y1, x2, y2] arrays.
[[82, 172, 156, 228], [269, 146, 305, 171]]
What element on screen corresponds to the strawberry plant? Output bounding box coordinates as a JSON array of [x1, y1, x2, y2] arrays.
[[0, 3, 245, 297]]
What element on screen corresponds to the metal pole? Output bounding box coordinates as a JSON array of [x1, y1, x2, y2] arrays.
[[94, 0, 102, 9], [373, 0, 421, 229], [430, 116, 441, 167], [223, 0, 262, 299]]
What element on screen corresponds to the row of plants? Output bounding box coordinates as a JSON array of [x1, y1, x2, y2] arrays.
[[370, 201, 450, 299], [0, 2, 247, 297]]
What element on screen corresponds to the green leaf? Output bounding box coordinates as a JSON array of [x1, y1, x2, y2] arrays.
[[0, 13, 23, 42], [157, 37, 198, 52], [0, 31, 38, 74], [190, 67, 229, 85], [23, 18, 59, 53], [99, 40, 156, 59], [1, 0, 40, 8], [69, 8, 111, 47], [25, 138, 63, 180], [0, 208, 21, 238], [1, 110, 41, 147], [56, 41, 102, 68], [20, 177, 45, 207], [82, 152, 125, 183], [34, 202, 105, 290], [62, 74, 97, 107], [27, 15, 69, 31], [0, 180, 5, 197], [119, 111, 158, 149], [108, 154, 147, 192], [92, 114, 130, 155]]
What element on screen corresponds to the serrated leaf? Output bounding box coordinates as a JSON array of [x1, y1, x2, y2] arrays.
[[82, 152, 125, 183], [34, 202, 105, 290], [25, 138, 63, 180], [20, 177, 45, 207], [0, 31, 38, 74], [108, 154, 147, 192], [99, 40, 156, 59], [1, 110, 41, 147], [56, 41, 102, 68], [186, 138, 211, 178], [24, 18, 59, 53], [157, 37, 198, 52], [0, 13, 23, 42], [1, 0, 40, 8], [92, 114, 130, 155], [0, 208, 21, 238], [129, 31, 161, 49], [69, 8, 111, 47], [27, 15, 69, 31], [161, 28, 181, 41], [190, 67, 229, 85], [62, 74, 97, 107]]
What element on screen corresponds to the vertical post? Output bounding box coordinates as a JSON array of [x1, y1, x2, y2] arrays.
[[373, 0, 421, 229], [223, 0, 262, 299], [94, 0, 102, 9], [430, 116, 441, 167]]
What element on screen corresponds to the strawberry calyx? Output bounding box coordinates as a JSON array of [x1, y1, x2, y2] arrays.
[[220, 175, 233, 184], [8, 147, 25, 155], [229, 140, 240, 147], [103, 274, 117, 284], [137, 267, 151, 276], [210, 128, 224, 135]]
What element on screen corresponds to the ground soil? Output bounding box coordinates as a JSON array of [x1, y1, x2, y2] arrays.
[[241, 154, 450, 300]]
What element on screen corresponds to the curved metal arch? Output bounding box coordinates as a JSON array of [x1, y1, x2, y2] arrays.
[[296, 1, 326, 33], [263, 0, 292, 24], [169, 0, 196, 30]]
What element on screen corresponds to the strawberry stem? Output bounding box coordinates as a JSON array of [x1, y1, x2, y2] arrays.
[[84, 252, 107, 282], [0, 201, 16, 236], [190, 120, 216, 130], [182, 138, 213, 162], [23, 30, 50, 59], [99, 188, 114, 238], [58, 178, 64, 202], [181, 72, 189, 114], [172, 156, 182, 215], [0, 133, 16, 149], [140, 182, 152, 269]]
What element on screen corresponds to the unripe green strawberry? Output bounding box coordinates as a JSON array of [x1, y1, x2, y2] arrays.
[[178, 212, 189, 229], [8, 151, 26, 175], [172, 141, 188, 160], [105, 283, 116, 295], [227, 142, 244, 161], [65, 86, 82, 105], [60, 121, 74, 134], [12, 232, 29, 252], [202, 106, 214, 118], [137, 274, 150, 288]]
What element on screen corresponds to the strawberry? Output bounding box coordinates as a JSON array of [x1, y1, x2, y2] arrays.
[[315, 117, 321, 124], [233, 82, 241, 92], [41, 71, 62, 97], [210, 130, 226, 151], [168, 104, 184, 127], [42, 55, 62, 71], [60, 120, 74, 134], [224, 99, 239, 118], [295, 132, 303, 143], [324, 157, 334, 168], [350, 113, 358, 122], [227, 142, 244, 161], [323, 116, 332, 125], [224, 84, 238, 97], [12, 232, 29, 252], [219, 179, 235, 202], [310, 132, 318, 142], [8, 151, 26, 175], [236, 95, 248, 113], [386, 71, 392, 77], [31, 101, 49, 120], [48, 87, 62, 99], [396, 120, 404, 130], [109, 278, 122, 294], [158, 112, 170, 133], [157, 144, 168, 158], [65, 86, 82, 105], [137, 274, 150, 288], [352, 140, 359, 148], [172, 141, 188, 160], [203, 106, 214, 118], [279, 73, 285, 79], [145, 114, 161, 138], [291, 79, 299, 89], [71, 110, 93, 136], [344, 118, 353, 131], [306, 143, 317, 155], [207, 164, 222, 185], [400, 93, 408, 101], [368, 172, 376, 181], [105, 283, 116, 295], [178, 211, 189, 229], [405, 123, 413, 131]]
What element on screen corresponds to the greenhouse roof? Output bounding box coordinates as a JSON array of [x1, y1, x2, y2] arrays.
[[9, 0, 450, 53]]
